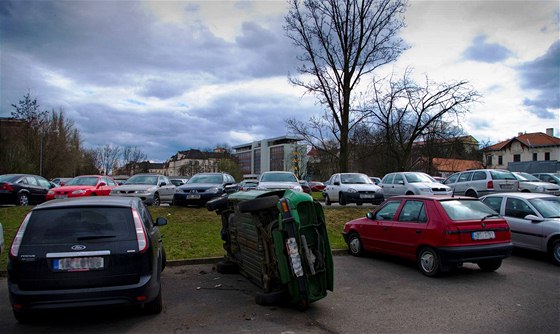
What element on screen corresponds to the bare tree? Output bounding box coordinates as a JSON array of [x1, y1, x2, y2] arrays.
[[284, 0, 408, 172], [367, 71, 481, 173], [122, 146, 147, 175], [96, 144, 121, 175]]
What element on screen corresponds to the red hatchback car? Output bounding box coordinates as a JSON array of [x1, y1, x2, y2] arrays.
[[46, 175, 118, 201], [343, 195, 513, 277]]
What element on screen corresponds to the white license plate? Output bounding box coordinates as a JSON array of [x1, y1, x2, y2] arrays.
[[360, 194, 375, 199], [53, 257, 104, 271], [187, 194, 201, 199], [55, 195, 67, 199], [500, 184, 513, 189], [472, 231, 495, 240]]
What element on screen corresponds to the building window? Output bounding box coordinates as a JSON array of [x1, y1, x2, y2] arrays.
[[236, 152, 252, 175], [269, 146, 285, 171], [545, 152, 550, 161], [486, 155, 492, 166], [533, 153, 538, 161], [513, 154, 521, 162], [498, 156, 503, 165], [253, 149, 261, 174]]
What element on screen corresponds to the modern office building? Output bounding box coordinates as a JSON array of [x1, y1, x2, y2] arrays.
[[232, 136, 307, 177]]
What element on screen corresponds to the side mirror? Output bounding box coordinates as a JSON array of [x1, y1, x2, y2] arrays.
[[96, 182, 106, 189], [366, 212, 375, 220], [159, 182, 167, 186], [155, 217, 168, 226], [524, 214, 544, 222], [398, 180, 404, 185]]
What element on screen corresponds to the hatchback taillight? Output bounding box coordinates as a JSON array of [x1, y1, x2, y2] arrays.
[[10, 213, 31, 258], [444, 226, 461, 243], [131, 208, 148, 253], [0, 183, 13, 191], [487, 180, 494, 189]]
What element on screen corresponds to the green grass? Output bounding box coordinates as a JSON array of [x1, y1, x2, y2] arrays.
[[0, 202, 371, 272]]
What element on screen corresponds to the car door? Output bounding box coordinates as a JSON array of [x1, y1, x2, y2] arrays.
[[361, 200, 401, 252], [391, 173, 406, 196], [504, 197, 543, 251], [388, 200, 428, 258], [454, 171, 473, 195], [326, 174, 340, 202], [159, 176, 175, 202], [24, 176, 47, 204], [380, 174, 395, 197]]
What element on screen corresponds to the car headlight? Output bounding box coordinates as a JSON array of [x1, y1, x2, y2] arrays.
[[206, 187, 220, 194], [535, 186, 544, 192], [72, 189, 87, 195], [418, 188, 431, 193], [347, 188, 357, 193], [47, 190, 54, 195]]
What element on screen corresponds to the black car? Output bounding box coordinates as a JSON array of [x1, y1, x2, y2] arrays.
[[0, 174, 53, 206], [173, 172, 239, 206], [7, 196, 167, 322]]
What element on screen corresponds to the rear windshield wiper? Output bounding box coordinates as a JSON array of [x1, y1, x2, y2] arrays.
[[76, 235, 117, 240], [481, 214, 500, 221]]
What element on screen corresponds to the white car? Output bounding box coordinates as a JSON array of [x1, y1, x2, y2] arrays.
[[381, 172, 452, 197], [481, 192, 560, 266], [512, 172, 560, 195], [256, 171, 303, 191], [323, 173, 384, 205]]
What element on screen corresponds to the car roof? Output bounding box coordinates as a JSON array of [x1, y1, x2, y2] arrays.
[[388, 195, 475, 201], [33, 196, 140, 210], [481, 192, 557, 200]]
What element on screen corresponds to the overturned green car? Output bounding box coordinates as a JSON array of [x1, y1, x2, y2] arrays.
[[207, 189, 334, 310]]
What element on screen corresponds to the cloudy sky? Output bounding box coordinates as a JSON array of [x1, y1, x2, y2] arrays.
[[1, 0, 559, 162]]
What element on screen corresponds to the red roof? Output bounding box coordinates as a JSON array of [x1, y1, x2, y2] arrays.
[[431, 158, 483, 172], [487, 132, 560, 151]]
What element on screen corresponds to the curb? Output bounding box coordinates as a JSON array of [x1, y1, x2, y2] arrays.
[[0, 249, 349, 277]]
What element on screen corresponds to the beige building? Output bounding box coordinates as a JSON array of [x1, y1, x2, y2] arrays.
[[484, 129, 560, 170], [166, 149, 225, 177]]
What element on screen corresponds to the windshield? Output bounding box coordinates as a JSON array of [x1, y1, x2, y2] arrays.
[[260, 172, 297, 182], [187, 174, 223, 184], [529, 197, 560, 218], [514, 172, 540, 182], [490, 170, 516, 180], [440, 199, 498, 220], [404, 173, 435, 183], [125, 175, 158, 185], [65, 176, 99, 186], [340, 173, 372, 184]]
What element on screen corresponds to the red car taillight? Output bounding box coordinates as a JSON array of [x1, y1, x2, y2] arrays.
[[444, 226, 461, 243], [131, 208, 148, 253], [487, 180, 494, 189], [10, 213, 32, 258], [0, 183, 14, 191]]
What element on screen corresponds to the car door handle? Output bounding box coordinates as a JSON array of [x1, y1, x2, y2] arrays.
[[416, 230, 422, 234], [383, 227, 389, 231]]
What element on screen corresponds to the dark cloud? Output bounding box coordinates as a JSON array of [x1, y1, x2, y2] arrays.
[[462, 35, 513, 63], [517, 40, 560, 119]]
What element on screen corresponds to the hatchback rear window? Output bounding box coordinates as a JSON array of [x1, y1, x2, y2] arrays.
[[490, 170, 515, 180], [440, 200, 497, 220], [23, 207, 135, 245]]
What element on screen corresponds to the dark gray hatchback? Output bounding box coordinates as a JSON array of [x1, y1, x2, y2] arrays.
[[7, 196, 167, 322]]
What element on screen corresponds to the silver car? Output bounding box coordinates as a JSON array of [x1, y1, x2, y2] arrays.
[[110, 173, 175, 206], [380, 172, 452, 197], [513, 172, 560, 195], [256, 171, 303, 192], [481, 192, 560, 266], [443, 169, 518, 198]]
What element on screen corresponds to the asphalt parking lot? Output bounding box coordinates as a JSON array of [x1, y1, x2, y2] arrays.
[[0, 250, 558, 334]]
